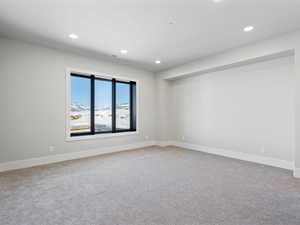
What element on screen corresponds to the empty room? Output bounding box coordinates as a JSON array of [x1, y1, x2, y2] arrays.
[[1, 0, 300, 224]]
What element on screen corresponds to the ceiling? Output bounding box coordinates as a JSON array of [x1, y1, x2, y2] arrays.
[[1, 0, 300, 72]]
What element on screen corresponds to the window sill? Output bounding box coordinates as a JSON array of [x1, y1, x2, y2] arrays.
[[65, 131, 139, 142]]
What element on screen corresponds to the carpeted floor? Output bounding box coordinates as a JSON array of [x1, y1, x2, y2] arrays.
[[1, 146, 300, 225]]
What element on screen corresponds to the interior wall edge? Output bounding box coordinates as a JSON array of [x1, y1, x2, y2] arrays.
[[165, 50, 294, 81], [157, 30, 300, 80], [294, 168, 300, 178]]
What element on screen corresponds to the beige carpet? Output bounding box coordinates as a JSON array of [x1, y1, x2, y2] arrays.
[[1, 146, 300, 225]]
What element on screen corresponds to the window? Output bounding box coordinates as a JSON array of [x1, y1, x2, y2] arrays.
[[116, 82, 130, 130], [70, 76, 91, 133], [69, 73, 136, 137], [95, 79, 112, 132]]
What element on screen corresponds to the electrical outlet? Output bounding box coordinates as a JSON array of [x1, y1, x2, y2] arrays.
[[145, 136, 149, 140], [182, 136, 185, 140], [49, 146, 55, 152]]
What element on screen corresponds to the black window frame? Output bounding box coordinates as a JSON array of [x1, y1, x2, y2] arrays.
[[70, 73, 137, 137]]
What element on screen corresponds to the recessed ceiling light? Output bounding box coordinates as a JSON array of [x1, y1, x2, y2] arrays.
[[213, 0, 223, 3], [244, 26, 254, 32], [155, 60, 161, 64], [120, 49, 128, 54], [68, 33, 78, 39]]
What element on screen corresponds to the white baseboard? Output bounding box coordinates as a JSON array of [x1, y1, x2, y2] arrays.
[[171, 141, 294, 170], [0, 141, 156, 173], [294, 168, 300, 178], [156, 141, 173, 147], [0, 140, 296, 177]]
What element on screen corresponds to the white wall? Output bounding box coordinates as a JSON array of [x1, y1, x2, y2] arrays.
[[156, 30, 300, 176], [170, 56, 294, 162], [155, 77, 172, 143], [0, 38, 156, 163]]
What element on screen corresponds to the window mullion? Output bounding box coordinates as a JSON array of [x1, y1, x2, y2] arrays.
[[112, 78, 116, 133], [129, 82, 133, 130], [90, 75, 95, 134], [131, 82, 136, 131]]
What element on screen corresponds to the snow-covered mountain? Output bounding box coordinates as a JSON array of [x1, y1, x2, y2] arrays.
[[71, 103, 90, 112], [70, 103, 130, 133], [71, 103, 129, 112]]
